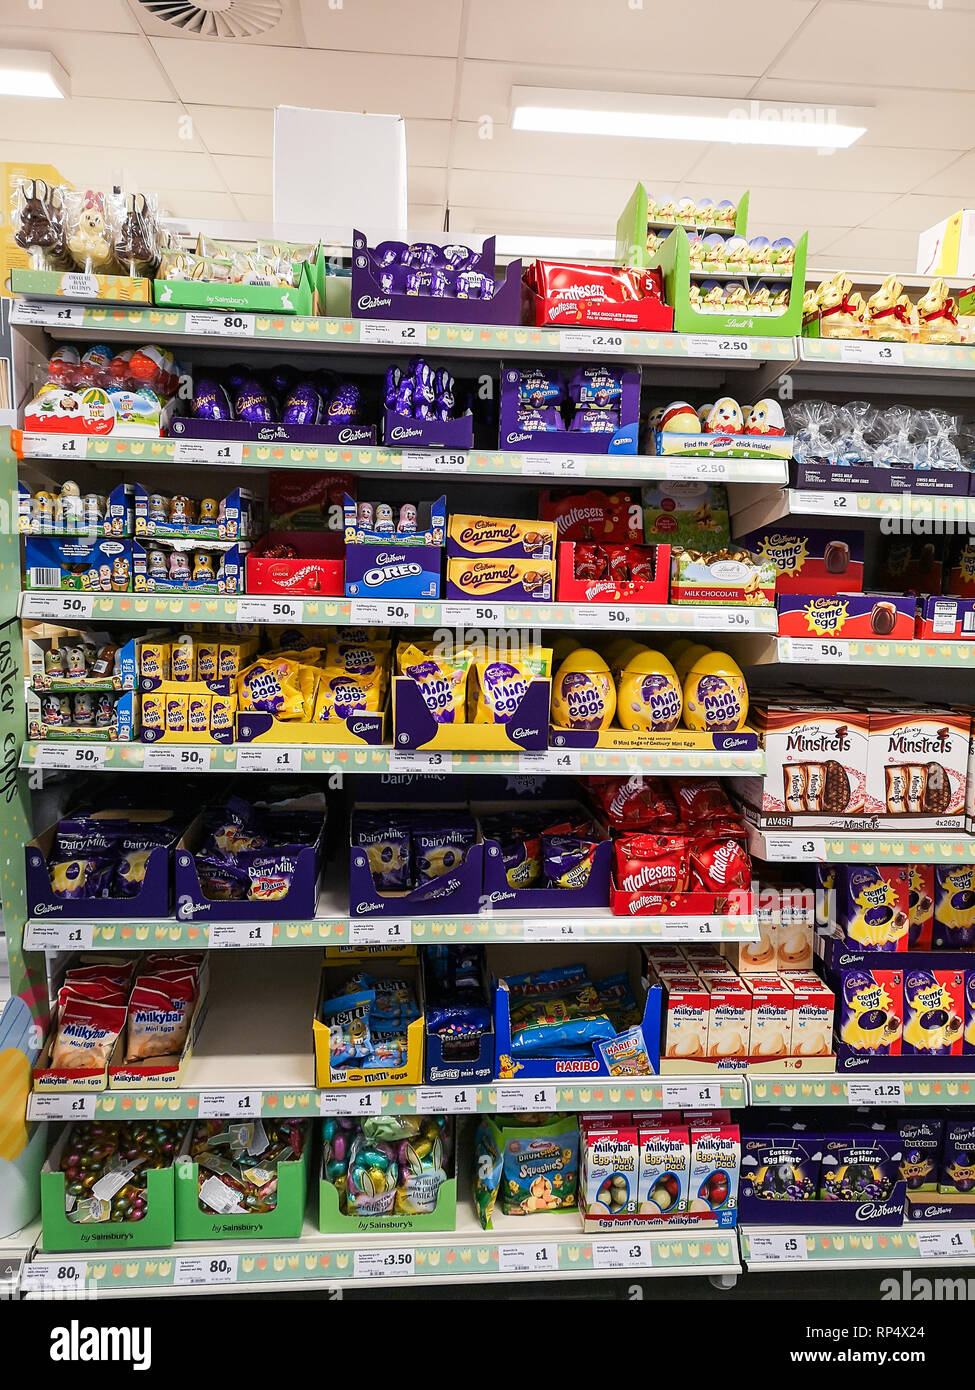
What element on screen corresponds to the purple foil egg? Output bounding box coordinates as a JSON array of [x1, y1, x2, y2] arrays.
[[282, 383, 323, 426], [191, 378, 234, 421], [225, 362, 253, 392], [374, 240, 407, 268], [327, 383, 361, 424], [234, 378, 275, 425], [268, 364, 296, 397]]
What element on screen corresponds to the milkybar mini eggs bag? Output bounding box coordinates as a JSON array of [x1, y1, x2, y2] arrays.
[[470, 646, 552, 724], [397, 641, 472, 724]]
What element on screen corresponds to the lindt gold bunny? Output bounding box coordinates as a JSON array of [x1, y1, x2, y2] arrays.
[[815, 272, 867, 337], [867, 274, 913, 342], [917, 277, 960, 345]]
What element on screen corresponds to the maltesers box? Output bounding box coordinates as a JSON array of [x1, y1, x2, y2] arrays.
[[777, 593, 916, 640], [555, 540, 669, 604], [523, 259, 673, 331], [539, 488, 642, 543], [734, 524, 864, 595]]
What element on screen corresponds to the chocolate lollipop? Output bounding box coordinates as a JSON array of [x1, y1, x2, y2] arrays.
[[115, 193, 156, 277], [15, 178, 67, 268]]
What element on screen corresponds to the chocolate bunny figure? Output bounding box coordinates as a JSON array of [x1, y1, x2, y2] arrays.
[[14, 178, 67, 267], [115, 193, 156, 276], [67, 190, 115, 273]]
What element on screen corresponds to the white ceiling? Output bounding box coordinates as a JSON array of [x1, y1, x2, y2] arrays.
[[1, 0, 973, 268]]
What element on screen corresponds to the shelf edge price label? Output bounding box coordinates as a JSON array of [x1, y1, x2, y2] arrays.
[[172, 438, 244, 467], [23, 592, 96, 621], [839, 340, 904, 367], [694, 608, 753, 632], [38, 743, 106, 771], [398, 449, 468, 473], [198, 1091, 263, 1118], [143, 745, 212, 773], [359, 320, 425, 348], [792, 489, 853, 514], [416, 1086, 478, 1114], [498, 1242, 559, 1275], [782, 637, 849, 664], [667, 459, 729, 481], [20, 431, 84, 459], [21, 1261, 89, 1293], [518, 749, 581, 775], [748, 1233, 808, 1263], [847, 1079, 905, 1106], [388, 749, 452, 773], [575, 605, 633, 629], [350, 598, 416, 625], [26, 920, 94, 952], [440, 601, 505, 627], [353, 1247, 416, 1279], [521, 920, 585, 943], [661, 1082, 723, 1109], [686, 334, 753, 359], [30, 1093, 96, 1121], [174, 1255, 239, 1287], [560, 329, 625, 354], [235, 598, 305, 625], [496, 1084, 556, 1112], [208, 921, 272, 949], [184, 310, 254, 338], [11, 299, 86, 327], [916, 1227, 975, 1260], [319, 1088, 380, 1116], [659, 917, 716, 940], [349, 918, 413, 947], [763, 835, 826, 863], [592, 1239, 653, 1271], [234, 746, 302, 774], [521, 454, 581, 478]]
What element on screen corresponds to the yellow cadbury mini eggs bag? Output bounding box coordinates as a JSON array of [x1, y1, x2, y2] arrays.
[[237, 657, 305, 720], [470, 647, 552, 724], [397, 641, 472, 725]]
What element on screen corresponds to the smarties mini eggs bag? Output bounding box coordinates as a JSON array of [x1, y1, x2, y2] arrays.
[[193, 793, 325, 904], [424, 945, 492, 1061]]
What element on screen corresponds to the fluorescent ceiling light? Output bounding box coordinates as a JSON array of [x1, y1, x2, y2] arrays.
[[511, 87, 868, 150], [495, 233, 616, 261], [0, 49, 69, 99]]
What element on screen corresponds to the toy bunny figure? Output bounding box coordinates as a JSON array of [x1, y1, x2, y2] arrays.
[[67, 191, 116, 273], [867, 274, 914, 342], [14, 178, 68, 268], [917, 278, 960, 345], [817, 273, 867, 337]]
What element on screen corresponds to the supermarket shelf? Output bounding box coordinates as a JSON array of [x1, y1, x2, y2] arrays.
[[17, 432, 790, 487], [777, 635, 975, 668], [740, 1224, 935, 1271], [23, 893, 761, 950], [0, 1222, 36, 1298], [782, 487, 974, 523], [23, 1204, 740, 1295], [748, 1074, 975, 1107], [18, 588, 779, 635], [797, 335, 975, 383], [746, 825, 975, 863], [20, 741, 767, 776], [9, 297, 795, 367]]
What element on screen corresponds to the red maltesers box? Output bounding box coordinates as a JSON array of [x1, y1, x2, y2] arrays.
[[556, 540, 669, 604], [523, 261, 674, 331], [245, 531, 344, 596], [777, 593, 916, 640], [539, 488, 642, 544]]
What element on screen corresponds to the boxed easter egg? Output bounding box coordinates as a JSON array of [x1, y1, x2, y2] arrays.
[[642, 481, 730, 550]]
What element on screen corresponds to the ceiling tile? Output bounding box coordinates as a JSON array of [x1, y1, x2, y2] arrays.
[[155, 189, 241, 220], [233, 193, 274, 222], [862, 192, 971, 232], [297, 0, 462, 56], [0, 0, 138, 31], [0, 96, 198, 150], [405, 120, 452, 167], [449, 122, 704, 183], [753, 78, 975, 151], [912, 151, 975, 197], [447, 167, 641, 220], [812, 226, 920, 264], [0, 26, 173, 101], [682, 143, 959, 195], [406, 204, 448, 232], [214, 154, 272, 195], [408, 166, 447, 206], [187, 105, 273, 157], [743, 185, 892, 231], [464, 0, 816, 74]]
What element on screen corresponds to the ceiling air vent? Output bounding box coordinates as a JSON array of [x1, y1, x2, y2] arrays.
[[134, 0, 284, 39]]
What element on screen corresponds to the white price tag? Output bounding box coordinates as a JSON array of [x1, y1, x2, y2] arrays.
[[22, 592, 96, 621], [521, 919, 586, 943], [59, 273, 99, 298], [233, 745, 302, 774], [838, 340, 904, 367], [184, 310, 254, 337], [520, 454, 582, 477], [782, 638, 850, 664], [207, 921, 272, 949], [440, 602, 506, 627], [847, 1079, 905, 1106], [496, 1084, 556, 1112], [666, 458, 729, 480], [762, 835, 827, 863], [26, 920, 94, 951], [353, 1248, 415, 1279], [172, 438, 244, 467], [36, 743, 105, 771], [358, 319, 425, 347], [686, 335, 754, 359], [560, 328, 625, 354], [174, 1255, 239, 1287], [235, 597, 305, 625], [416, 1086, 478, 1113], [592, 1239, 653, 1271], [319, 1089, 381, 1116], [10, 299, 86, 327], [690, 608, 755, 632], [142, 745, 212, 773], [21, 1260, 88, 1293], [661, 1082, 725, 1109], [658, 917, 717, 940], [198, 1091, 263, 1118], [916, 1227, 975, 1260], [748, 1233, 808, 1263], [498, 1243, 559, 1275], [574, 605, 634, 628], [398, 449, 468, 473], [19, 431, 85, 459], [388, 749, 453, 773], [30, 1093, 96, 1121], [349, 918, 413, 947], [517, 749, 581, 774], [791, 489, 856, 514], [350, 599, 416, 625]]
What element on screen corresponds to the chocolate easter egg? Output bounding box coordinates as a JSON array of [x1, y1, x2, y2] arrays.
[[234, 378, 275, 424], [282, 383, 323, 426], [191, 378, 233, 421]]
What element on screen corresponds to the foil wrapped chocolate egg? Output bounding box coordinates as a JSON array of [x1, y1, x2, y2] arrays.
[[282, 382, 323, 426], [234, 378, 275, 424], [191, 378, 233, 421], [268, 363, 296, 398], [327, 382, 361, 424]]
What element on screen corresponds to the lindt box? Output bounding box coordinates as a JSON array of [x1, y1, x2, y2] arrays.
[[735, 697, 869, 827], [735, 524, 864, 595], [778, 593, 915, 640], [865, 708, 970, 828]]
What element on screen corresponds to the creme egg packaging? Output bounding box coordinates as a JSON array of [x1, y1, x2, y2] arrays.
[[836, 865, 911, 953], [933, 864, 975, 947], [836, 967, 903, 1059], [902, 968, 965, 1057]]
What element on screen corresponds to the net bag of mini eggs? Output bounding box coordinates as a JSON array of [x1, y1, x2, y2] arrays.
[[321, 1114, 451, 1217]]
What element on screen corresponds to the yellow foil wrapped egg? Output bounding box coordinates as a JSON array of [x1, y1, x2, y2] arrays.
[[551, 648, 616, 730], [673, 642, 712, 683], [551, 634, 582, 668], [682, 650, 748, 731], [617, 650, 683, 732]]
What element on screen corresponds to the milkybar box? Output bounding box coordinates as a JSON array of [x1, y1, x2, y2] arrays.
[[740, 698, 869, 826], [706, 977, 752, 1060], [743, 974, 793, 1060], [865, 707, 970, 828], [446, 556, 554, 603], [662, 975, 710, 1062], [787, 973, 835, 1059], [447, 514, 557, 560]]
